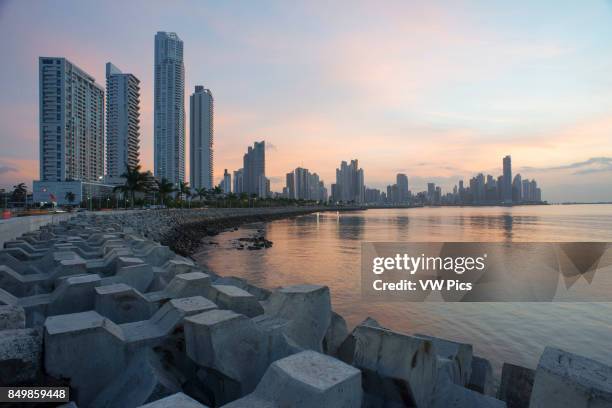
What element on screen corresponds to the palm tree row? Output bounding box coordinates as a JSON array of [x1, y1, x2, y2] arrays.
[[110, 164, 325, 209]]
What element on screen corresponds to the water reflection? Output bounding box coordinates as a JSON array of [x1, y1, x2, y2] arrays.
[[196, 205, 612, 373]]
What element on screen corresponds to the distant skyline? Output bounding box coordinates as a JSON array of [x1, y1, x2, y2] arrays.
[[1, 0, 612, 202]]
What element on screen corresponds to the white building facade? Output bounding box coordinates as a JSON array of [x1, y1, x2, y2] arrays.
[[154, 32, 185, 187], [38, 57, 105, 183]]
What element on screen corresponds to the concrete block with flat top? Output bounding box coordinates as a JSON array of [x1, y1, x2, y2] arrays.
[[530, 347, 612, 408], [222, 350, 362, 408]]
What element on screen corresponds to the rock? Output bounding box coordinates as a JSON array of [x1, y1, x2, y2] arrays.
[[222, 350, 362, 408], [138, 392, 209, 407], [468, 356, 496, 396], [498, 362, 534, 408], [265, 284, 331, 351], [0, 305, 25, 330], [339, 324, 437, 407], [0, 328, 42, 385], [530, 347, 612, 408]]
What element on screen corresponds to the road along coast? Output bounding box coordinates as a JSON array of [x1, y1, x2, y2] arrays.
[[0, 209, 610, 407]]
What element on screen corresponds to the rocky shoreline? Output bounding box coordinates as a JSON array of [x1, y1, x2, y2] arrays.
[[0, 209, 611, 408]]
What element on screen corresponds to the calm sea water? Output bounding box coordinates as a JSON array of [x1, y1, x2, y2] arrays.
[[193, 204, 612, 373]]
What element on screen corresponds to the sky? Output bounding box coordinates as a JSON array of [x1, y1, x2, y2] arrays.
[[0, 0, 611, 202]]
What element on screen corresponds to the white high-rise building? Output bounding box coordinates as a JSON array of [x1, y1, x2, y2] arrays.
[[38, 57, 105, 182], [222, 169, 231, 194], [105, 62, 140, 182], [189, 85, 214, 190], [154, 32, 185, 187]]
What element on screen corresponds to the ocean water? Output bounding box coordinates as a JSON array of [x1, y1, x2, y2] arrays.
[[193, 204, 612, 373]]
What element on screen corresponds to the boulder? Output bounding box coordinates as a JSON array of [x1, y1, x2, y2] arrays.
[[530, 347, 612, 408], [222, 350, 362, 408]]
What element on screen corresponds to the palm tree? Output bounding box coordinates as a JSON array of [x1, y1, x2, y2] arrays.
[[12, 183, 27, 207], [155, 178, 176, 207], [178, 181, 191, 203], [65, 191, 76, 206], [113, 164, 148, 208], [195, 187, 208, 202]]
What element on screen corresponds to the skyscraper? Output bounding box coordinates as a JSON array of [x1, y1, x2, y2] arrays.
[[39, 57, 104, 182], [333, 160, 365, 203], [512, 174, 522, 202], [189, 85, 214, 190], [233, 169, 244, 194], [396, 173, 409, 203], [242, 141, 265, 196], [105, 62, 140, 182], [154, 32, 185, 186], [502, 155, 512, 203], [284, 168, 327, 201], [222, 169, 231, 194], [286, 172, 296, 199]]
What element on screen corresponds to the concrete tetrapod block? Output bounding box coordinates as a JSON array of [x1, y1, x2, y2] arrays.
[[185, 309, 270, 403], [138, 392, 209, 408], [322, 311, 348, 358], [468, 356, 496, 397], [338, 324, 437, 408], [45, 311, 127, 406], [47, 274, 102, 315], [530, 347, 612, 408], [208, 284, 264, 317], [163, 272, 212, 299], [264, 284, 331, 351], [498, 362, 534, 408], [95, 283, 154, 323], [430, 381, 507, 408], [222, 350, 362, 408], [416, 333, 473, 386], [0, 304, 25, 329], [122, 296, 218, 345], [0, 328, 42, 385], [89, 349, 182, 408]]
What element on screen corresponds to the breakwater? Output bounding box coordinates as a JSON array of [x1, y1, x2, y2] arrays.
[[0, 209, 610, 407]]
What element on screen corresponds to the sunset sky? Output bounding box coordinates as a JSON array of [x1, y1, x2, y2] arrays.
[[1, 0, 611, 202]]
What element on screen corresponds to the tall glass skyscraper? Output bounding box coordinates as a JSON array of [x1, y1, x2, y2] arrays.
[[189, 85, 214, 190], [154, 32, 185, 186], [105, 62, 140, 182], [243, 141, 266, 196], [502, 155, 512, 203]]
